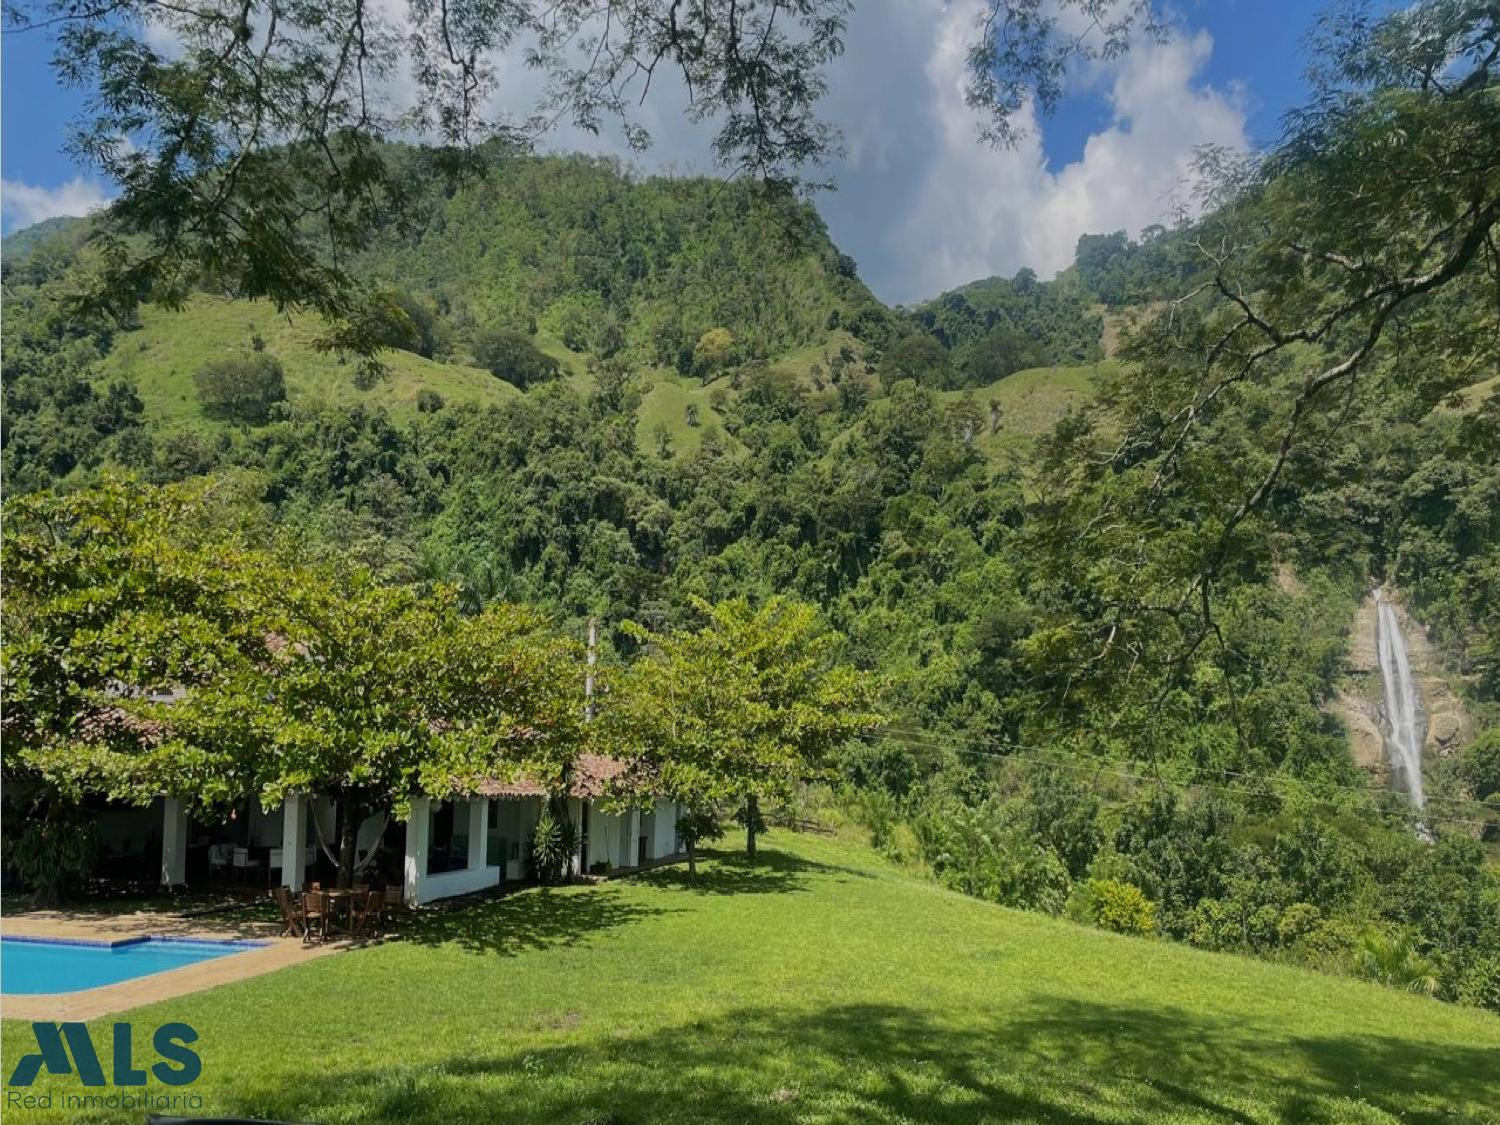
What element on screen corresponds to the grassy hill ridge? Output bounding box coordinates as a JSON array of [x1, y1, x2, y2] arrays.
[[4, 830, 1495, 1123]]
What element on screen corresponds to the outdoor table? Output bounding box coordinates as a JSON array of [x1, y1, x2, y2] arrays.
[[322, 889, 363, 935]]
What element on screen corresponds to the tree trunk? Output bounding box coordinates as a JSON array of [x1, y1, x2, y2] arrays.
[[337, 791, 360, 889], [745, 795, 759, 863], [687, 843, 698, 879]]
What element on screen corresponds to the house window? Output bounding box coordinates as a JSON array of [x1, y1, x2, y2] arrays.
[[426, 802, 469, 875]]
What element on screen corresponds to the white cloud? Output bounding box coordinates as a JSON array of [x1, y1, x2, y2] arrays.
[[477, 0, 1249, 302], [856, 0, 1248, 302], [1, 2, 1248, 297], [1, 177, 112, 230]]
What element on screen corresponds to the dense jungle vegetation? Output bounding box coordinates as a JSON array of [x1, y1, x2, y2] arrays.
[[3, 2, 1499, 1013]]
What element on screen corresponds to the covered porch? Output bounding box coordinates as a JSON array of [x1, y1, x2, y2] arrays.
[[98, 794, 399, 894], [91, 761, 686, 908]]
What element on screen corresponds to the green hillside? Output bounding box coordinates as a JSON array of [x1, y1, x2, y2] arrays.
[[97, 296, 520, 429], [934, 361, 1109, 460], [3, 831, 1495, 1124], [353, 149, 891, 368]]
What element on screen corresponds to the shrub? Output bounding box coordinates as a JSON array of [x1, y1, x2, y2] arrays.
[[1460, 728, 1500, 803], [1354, 929, 1440, 995], [2, 793, 101, 906], [416, 389, 446, 413], [592, 316, 626, 359], [693, 327, 733, 378], [194, 353, 287, 423], [1081, 878, 1158, 936], [528, 809, 579, 884], [473, 329, 561, 389], [371, 290, 439, 357], [917, 800, 1070, 914], [839, 742, 917, 800], [852, 787, 899, 852]]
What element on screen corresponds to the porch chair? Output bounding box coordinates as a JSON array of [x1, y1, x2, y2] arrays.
[[350, 888, 386, 939], [269, 886, 304, 938], [301, 890, 330, 945], [232, 847, 265, 884]]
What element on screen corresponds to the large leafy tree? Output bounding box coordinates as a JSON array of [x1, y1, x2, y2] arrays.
[[168, 575, 590, 887], [2, 476, 284, 810], [606, 596, 882, 864], [2, 477, 591, 892], [1, 477, 288, 902]]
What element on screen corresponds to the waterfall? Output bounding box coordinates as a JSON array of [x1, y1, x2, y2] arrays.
[[1374, 590, 1427, 810]]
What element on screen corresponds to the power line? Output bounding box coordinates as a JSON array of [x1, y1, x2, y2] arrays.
[[881, 727, 1499, 822], [872, 729, 1497, 829], [878, 724, 1500, 814]]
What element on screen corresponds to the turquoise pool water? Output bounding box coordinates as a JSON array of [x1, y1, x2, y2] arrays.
[[1, 935, 266, 994]]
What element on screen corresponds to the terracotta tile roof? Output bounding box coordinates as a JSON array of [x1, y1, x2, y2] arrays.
[[76, 705, 170, 745], [474, 753, 628, 800]]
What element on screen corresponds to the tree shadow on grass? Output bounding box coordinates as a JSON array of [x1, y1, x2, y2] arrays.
[[639, 846, 875, 896], [215, 996, 1500, 1124], [399, 883, 677, 957]]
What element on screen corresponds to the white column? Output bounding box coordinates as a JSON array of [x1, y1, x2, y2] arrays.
[[466, 800, 486, 871], [627, 808, 641, 868], [280, 795, 306, 890], [569, 797, 585, 874], [655, 799, 675, 857], [160, 798, 188, 887], [403, 798, 430, 907]]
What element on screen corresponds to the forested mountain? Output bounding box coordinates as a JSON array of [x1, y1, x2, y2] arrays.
[[350, 149, 892, 370], [907, 268, 1104, 385]]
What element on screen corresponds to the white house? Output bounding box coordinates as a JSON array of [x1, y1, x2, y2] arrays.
[[401, 754, 684, 905], [99, 754, 684, 907]]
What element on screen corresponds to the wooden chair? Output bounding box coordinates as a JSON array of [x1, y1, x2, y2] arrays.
[[350, 888, 386, 939], [269, 887, 304, 938], [301, 890, 330, 945]]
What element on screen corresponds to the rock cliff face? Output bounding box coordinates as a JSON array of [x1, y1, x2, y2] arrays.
[[1341, 592, 1473, 782]]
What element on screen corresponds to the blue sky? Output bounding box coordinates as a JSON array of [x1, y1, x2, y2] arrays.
[[1, 0, 1324, 300]]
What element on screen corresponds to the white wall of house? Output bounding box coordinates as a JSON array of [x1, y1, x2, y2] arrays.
[[138, 788, 684, 897], [487, 797, 540, 882], [579, 800, 684, 873], [585, 806, 624, 870], [402, 797, 500, 906], [653, 799, 679, 859]]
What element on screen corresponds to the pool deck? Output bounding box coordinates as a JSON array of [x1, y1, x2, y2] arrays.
[[2, 908, 349, 1021]]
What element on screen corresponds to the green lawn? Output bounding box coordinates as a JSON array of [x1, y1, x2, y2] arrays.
[[4, 831, 1496, 1123]]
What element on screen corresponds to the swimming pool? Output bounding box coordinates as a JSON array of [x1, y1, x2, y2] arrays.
[[1, 935, 267, 995]]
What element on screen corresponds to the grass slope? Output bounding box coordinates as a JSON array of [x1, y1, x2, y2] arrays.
[[4, 831, 1496, 1123], [635, 372, 737, 458], [935, 361, 1110, 461], [98, 296, 518, 430]]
